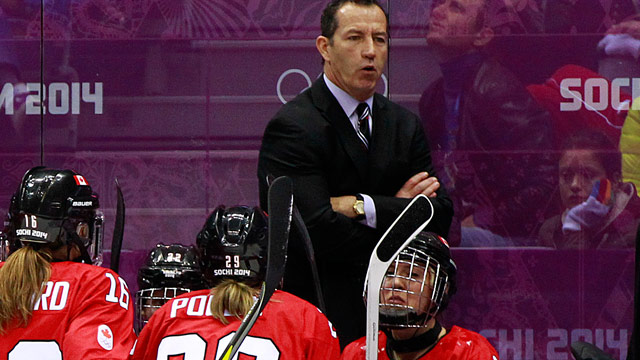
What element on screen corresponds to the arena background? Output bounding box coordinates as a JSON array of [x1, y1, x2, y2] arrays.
[[0, 0, 635, 358]]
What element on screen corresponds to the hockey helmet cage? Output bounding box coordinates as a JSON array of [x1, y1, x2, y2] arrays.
[[377, 231, 457, 328], [135, 243, 207, 333]]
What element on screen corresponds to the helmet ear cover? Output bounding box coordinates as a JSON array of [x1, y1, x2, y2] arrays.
[[196, 205, 268, 287]]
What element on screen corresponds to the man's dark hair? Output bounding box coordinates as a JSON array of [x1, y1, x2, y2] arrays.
[[320, 0, 389, 41]]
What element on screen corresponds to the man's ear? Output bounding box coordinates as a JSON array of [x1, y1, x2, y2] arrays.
[[473, 26, 494, 47], [316, 35, 331, 62]]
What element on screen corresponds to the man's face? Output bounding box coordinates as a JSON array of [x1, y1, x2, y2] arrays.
[[426, 0, 487, 52], [559, 149, 607, 209], [317, 3, 388, 101]]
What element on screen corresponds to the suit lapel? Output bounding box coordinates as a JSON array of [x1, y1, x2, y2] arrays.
[[311, 77, 368, 182]]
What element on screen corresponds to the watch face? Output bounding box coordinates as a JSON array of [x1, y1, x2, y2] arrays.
[[354, 200, 365, 215]]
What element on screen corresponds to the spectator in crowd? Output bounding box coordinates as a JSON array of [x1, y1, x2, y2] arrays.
[[621, 95, 640, 197], [130, 205, 340, 359], [539, 131, 640, 248], [0, 166, 136, 359], [419, 0, 555, 247], [258, 0, 453, 346], [340, 231, 499, 359], [135, 243, 207, 333]]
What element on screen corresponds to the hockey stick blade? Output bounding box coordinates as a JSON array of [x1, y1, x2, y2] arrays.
[[365, 195, 434, 360], [110, 178, 125, 272], [218, 176, 293, 360]]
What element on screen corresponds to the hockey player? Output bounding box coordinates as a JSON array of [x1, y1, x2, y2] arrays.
[[0, 166, 136, 359], [135, 243, 207, 333], [341, 232, 498, 360], [130, 205, 340, 359]]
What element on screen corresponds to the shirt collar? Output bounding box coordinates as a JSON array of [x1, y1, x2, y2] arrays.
[[323, 73, 374, 118]]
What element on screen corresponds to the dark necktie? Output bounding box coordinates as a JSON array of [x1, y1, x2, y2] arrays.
[[355, 102, 371, 148]]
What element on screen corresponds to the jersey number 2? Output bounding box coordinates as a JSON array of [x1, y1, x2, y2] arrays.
[[8, 341, 61, 360]]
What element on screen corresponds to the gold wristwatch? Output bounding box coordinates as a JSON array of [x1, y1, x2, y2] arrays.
[[353, 194, 365, 220]]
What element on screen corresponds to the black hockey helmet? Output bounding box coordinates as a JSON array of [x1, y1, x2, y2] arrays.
[[378, 231, 457, 328], [135, 243, 207, 333], [196, 205, 268, 287], [5, 166, 103, 264]]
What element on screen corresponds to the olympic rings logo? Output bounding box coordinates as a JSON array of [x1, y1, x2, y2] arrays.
[[276, 69, 388, 104]]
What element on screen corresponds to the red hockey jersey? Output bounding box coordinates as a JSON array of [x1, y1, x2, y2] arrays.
[[130, 289, 340, 360], [341, 326, 499, 360], [0, 261, 136, 360]]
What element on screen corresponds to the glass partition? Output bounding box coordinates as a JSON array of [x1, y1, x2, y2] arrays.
[[0, 0, 635, 358]]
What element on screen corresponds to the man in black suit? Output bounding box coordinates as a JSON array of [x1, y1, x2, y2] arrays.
[[257, 0, 453, 347]]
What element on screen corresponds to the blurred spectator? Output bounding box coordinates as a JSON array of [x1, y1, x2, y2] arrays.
[[597, 19, 640, 94], [539, 131, 639, 249], [419, 0, 555, 247], [527, 64, 629, 148], [621, 96, 640, 197], [537, 0, 640, 82]]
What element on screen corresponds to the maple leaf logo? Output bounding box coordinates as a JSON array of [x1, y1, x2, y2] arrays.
[[101, 329, 112, 339]]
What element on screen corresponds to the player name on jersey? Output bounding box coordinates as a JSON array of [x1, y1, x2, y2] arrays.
[[33, 281, 70, 311], [169, 294, 243, 319]]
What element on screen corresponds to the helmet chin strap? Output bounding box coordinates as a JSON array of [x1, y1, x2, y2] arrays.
[[384, 321, 444, 354]]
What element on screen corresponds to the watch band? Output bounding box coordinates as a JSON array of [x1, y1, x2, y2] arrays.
[[353, 194, 365, 221]]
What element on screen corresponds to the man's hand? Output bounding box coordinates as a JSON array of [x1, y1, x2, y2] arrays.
[[395, 172, 440, 198], [330, 195, 358, 218]]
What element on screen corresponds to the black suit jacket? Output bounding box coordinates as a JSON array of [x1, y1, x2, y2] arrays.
[[258, 76, 453, 346]]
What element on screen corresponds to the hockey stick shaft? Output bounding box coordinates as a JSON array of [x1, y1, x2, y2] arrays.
[[110, 178, 125, 272], [218, 176, 293, 360], [365, 195, 434, 360], [291, 204, 327, 313], [265, 174, 326, 313]]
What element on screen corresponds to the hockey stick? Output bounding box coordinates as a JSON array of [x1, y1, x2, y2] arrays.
[[291, 204, 326, 313], [217, 176, 293, 360], [364, 195, 434, 360], [266, 174, 326, 313], [110, 178, 125, 272]]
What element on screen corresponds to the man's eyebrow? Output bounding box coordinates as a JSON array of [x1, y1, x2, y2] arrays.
[[344, 28, 365, 34]]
